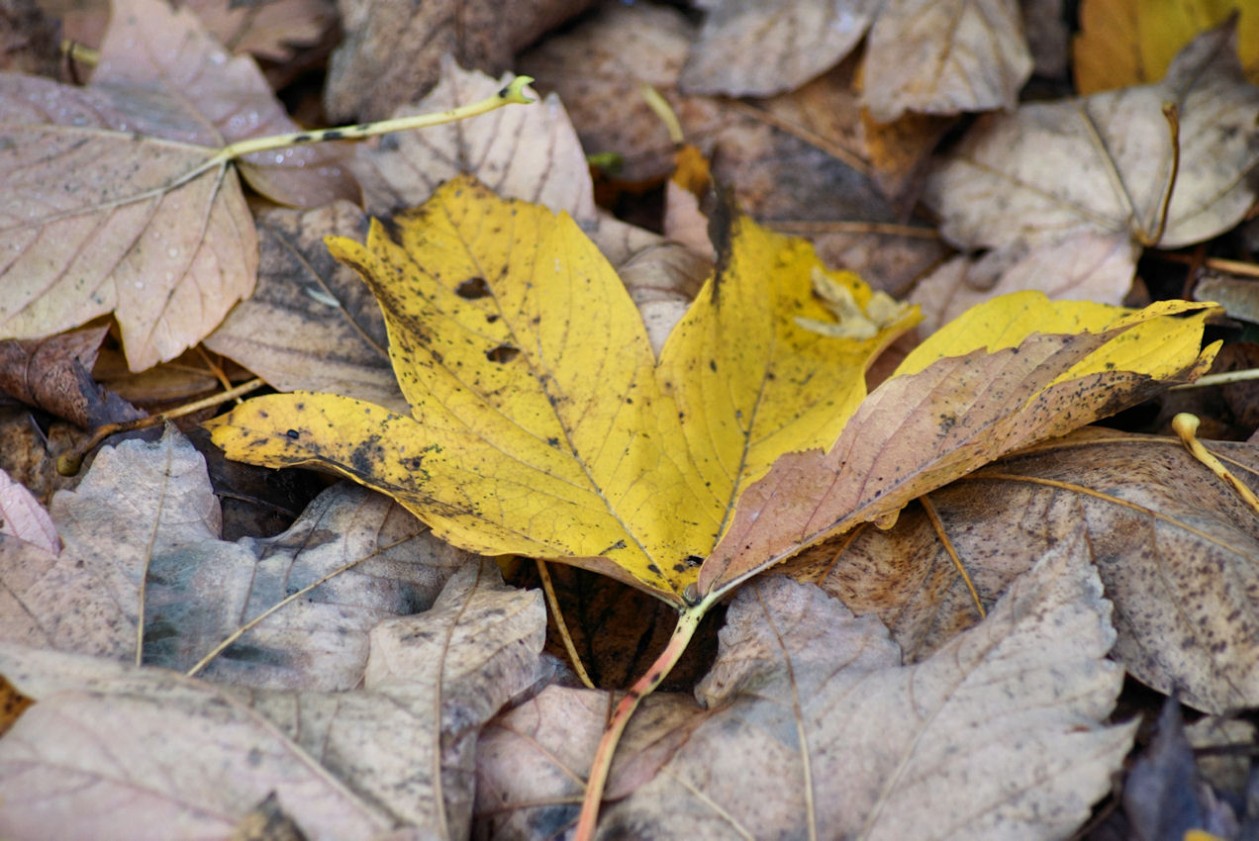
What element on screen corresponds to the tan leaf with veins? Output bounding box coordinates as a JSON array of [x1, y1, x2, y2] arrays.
[[863, 0, 1032, 122]]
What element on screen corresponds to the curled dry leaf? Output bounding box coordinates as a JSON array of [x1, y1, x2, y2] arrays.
[[807, 428, 1259, 714], [479, 535, 1134, 840], [0, 562, 544, 839], [0, 325, 145, 429], [208, 177, 917, 603]]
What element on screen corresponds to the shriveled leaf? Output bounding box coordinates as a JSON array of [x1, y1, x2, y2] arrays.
[[0, 326, 144, 428], [703, 293, 1216, 596], [94, 0, 356, 208], [324, 0, 592, 122], [208, 177, 915, 603], [203, 202, 404, 412], [680, 0, 878, 97], [925, 22, 1259, 257], [1073, 0, 1259, 93], [0, 565, 543, 839], [355, 58, 595, 223], [482, 536, 1134, 840], [909, 233, 1140, 335], [805, 429, 1259, 714], [0, 469, 58, 554], [863, 0, 1032, 122]]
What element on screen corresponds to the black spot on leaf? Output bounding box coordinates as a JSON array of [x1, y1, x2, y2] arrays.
[[456, 277, 491, 299], [486, 344, 519, 363]]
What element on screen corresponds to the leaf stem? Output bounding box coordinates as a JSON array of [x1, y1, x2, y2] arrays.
[[1172, 413, 1259, 514], [1143, 103, 1181, 248], [573, 600, 711, 840], [210, 76, 535, 166]]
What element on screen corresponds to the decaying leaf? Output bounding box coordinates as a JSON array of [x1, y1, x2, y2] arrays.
[[209, 176, 917, 604], [801, 428, 1259, 714], [0, 0, 356, 371], [923, 22, 1259, 308], [0, 468, 57, 554], [478, 534, 1134, 839], [0, 560, 545, 839], [702, 293, 1216, 597], [0, 425, 475, 691]]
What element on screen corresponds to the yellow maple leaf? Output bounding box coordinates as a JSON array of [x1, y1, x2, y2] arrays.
[[207, 176, 916, 604], [207, 176, 1218, 835]]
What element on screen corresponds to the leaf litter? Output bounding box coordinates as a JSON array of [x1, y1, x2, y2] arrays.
[[2, 3, 1259, 835]]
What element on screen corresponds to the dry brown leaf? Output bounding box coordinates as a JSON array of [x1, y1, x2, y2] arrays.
[[863, 0, 1032, 122], [0, 326, 145, 428], [924, 23, 1259, 257], [0, 73, 258, 371], [0, 562, 544, 838], [0, 0, 61, 76], [910, 233, 1141, 335], [353, 58, 596, 224], [703, 324, 1211, 595], [324, 0, 592, 122], [203, 201, 405, 413], [0, 468, 57, 554], [0, 426, 474, 690], [479, 535, 1133, 839], [93, 0, 356, 209], [680, 0, 879, 97], [803, 429, 1259, 714]]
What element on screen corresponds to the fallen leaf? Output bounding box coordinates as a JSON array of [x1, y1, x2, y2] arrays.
[[702, 293, 1216, 596], [0, 326, 145, 428], [480, 533, 1135, 840], [324, 0, 592, 122], [0, 560, 544, 839], [923, 21, 1259, 298], [93, 0, 357, 209], [0, 0, 358, 371], [910, 233, 1141, 334], [354, 57, 595, 224], [0, 467, 58, 554], [203, 201, 405, 413], [1073, 0, 1259, 93], [208, 177, 917, 603], [862, 0, 1033, 122], [184, 0, 335, 63], [0, 0, 60, 76], [0, 425, 472, 691]]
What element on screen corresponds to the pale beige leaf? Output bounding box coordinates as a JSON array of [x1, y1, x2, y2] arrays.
[[863, 0, 1032, 122], [355, 57, 595, 224], [910, 233, 1138, 335], [924, 22, 1259, 252], [95, 0, 357, 208], [601, 537, 1132, 839], [0, 469, 58, 554], [0, 562, 543, 839], [0, 647, 394, 841], [204, 201, 406, 413], [0, 425, 216, 659], [0, 75, 257, 370], [806, 429, 1259, 714], [1194, 271, 1259, 324], [680, 0, 879, 97]]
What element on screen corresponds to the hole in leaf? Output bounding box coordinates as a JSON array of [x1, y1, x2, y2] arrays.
[[456, 277, 491, 299], [486, 344, 519, 363]]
